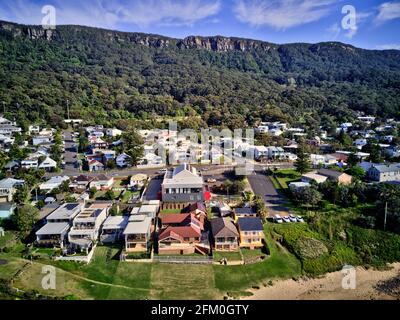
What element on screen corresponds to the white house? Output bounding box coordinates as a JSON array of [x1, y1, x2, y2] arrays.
[[89, 175, 114, 191], [38, 156, 57, 171], [21, 159, 38, 169], [130, 174, 148, 188], [32, 135, 52, 146], [0, 178, 25, 202], [68, 203, 109, 252], [39, 176, 70, 192], [254, 146, 269, 160], [354, 139, 367, 150], [116, 153, 132, 168], [106, 128, 122, 137]]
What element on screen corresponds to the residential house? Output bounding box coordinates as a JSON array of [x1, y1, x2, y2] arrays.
[[268, 146, 285, 160], [116, 153, 132, 168], [28, 125, 40, 135], [0, 178, 25, 203], [233, 207, 257, 221], [101, 216, 129, 243], [32, 134, 52, 146], [123, 215, 152, 252], [68, 203, 109, 252], [138, 204, 159, 220], [35, 203, 83, 248], [3, 160, 20, 172], [70, 175, 94, 190], [216, 202, 232, 217], [253, 146, 269, 160], [38, 156, 57, 171], [89, 175, 114, 191], [130, 174, 148, 188], [0, 203, 15, 219], [237, 217, 264, 249], [161, 164, 206, 210], [301, 172, 328, 184], [106, 128, 122, 137], [21, 158, 38, 169], [183, 202, 207, 225], [158, 213, 210, 255], [367, 163, 400, 182], [89, 137, 108, 149], [211, 217, 239, 251], [354, 139, 368, 150], [39, 176, 70, 192], [36, 223, 70, 248], [289, 181, 311, 190], [317, 169, 353, 185], [88, 160, 105, 172], [45, 203, 83, 223]]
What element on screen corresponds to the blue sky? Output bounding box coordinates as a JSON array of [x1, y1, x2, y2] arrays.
[[0, 0, 399, 49]]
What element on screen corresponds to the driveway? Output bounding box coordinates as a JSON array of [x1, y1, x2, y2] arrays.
[[143, 178, 163, 201], [62, 130, 79, 174], [248, 171, 290, 217]]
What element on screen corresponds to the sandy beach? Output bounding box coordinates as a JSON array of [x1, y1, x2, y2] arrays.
[[243, 263, 400, 300]]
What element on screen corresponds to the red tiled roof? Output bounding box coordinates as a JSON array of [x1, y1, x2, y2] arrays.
[[159, 213, 190, 225], [158, 226, 201, 241]]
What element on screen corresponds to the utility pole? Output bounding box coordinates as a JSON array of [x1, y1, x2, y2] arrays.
[[66, 99, 70, 120], [2, 101, 5, 114], [384, 201, 388, 231]]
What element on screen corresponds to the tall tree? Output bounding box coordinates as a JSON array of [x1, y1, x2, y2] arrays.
[[294, 145, 311, 174], [14, 205, 39, 235], [121, 127, 144, 166]]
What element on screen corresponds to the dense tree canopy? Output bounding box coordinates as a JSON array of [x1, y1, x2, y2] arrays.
[[0, 21, 399, 131]]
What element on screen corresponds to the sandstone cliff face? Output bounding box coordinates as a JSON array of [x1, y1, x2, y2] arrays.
[[0, 20, 279, 53], [178, 36, 276, 52]]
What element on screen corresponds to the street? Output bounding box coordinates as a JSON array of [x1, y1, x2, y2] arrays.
[[62, 130, 79, 174], [247, 171, 290, 217]]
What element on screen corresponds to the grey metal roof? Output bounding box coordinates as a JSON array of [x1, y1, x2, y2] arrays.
[[211, 218, 239, 238], [237, 217, 263, 231], [46, 203, 81, 221], [123, 216, 152, 235], [36, 222, 70, 235], [102, 216, 129, 230], [372, 163, 400, 173]]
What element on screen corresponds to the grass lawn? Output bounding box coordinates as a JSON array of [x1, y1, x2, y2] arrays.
[[213, 251, 243, 262], [0, 231, 18, 248], [3, 230, 303, 300], [241, 248, 267, 261], [213, 224, 302, 294], [149, 264, 221, 300]]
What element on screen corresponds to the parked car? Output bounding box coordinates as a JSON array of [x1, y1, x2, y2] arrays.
[[296, 216, 305, 223], [158, 169, 167, 174], [282, 216, 291, 223], [289, 214, 297, 222], [207, 178, 217, 183], [274, 214, 283, 224]]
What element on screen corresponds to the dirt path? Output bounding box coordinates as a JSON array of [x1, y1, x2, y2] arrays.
[[243, 263, 400, 300]]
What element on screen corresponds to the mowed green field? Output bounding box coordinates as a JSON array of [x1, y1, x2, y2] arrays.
[[1, 225, 302, 300]]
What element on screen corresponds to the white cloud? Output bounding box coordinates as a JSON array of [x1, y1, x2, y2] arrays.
[[375, 1, 400, 23], [327, 23, 341, 39], [0, 0, 221, 29], [233, 0, 337, 30], [376, 43, 400, 50]]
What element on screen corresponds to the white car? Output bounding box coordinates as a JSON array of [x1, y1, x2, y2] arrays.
[[282, 216, 291, 223], [289, 214, 297, 222], [296, 216, 305, 223], [207, 178, 217, 183], [274, 215, 283, 224]]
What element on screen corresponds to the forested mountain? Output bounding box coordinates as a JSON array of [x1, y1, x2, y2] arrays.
[[0, 20, 399, 131]]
